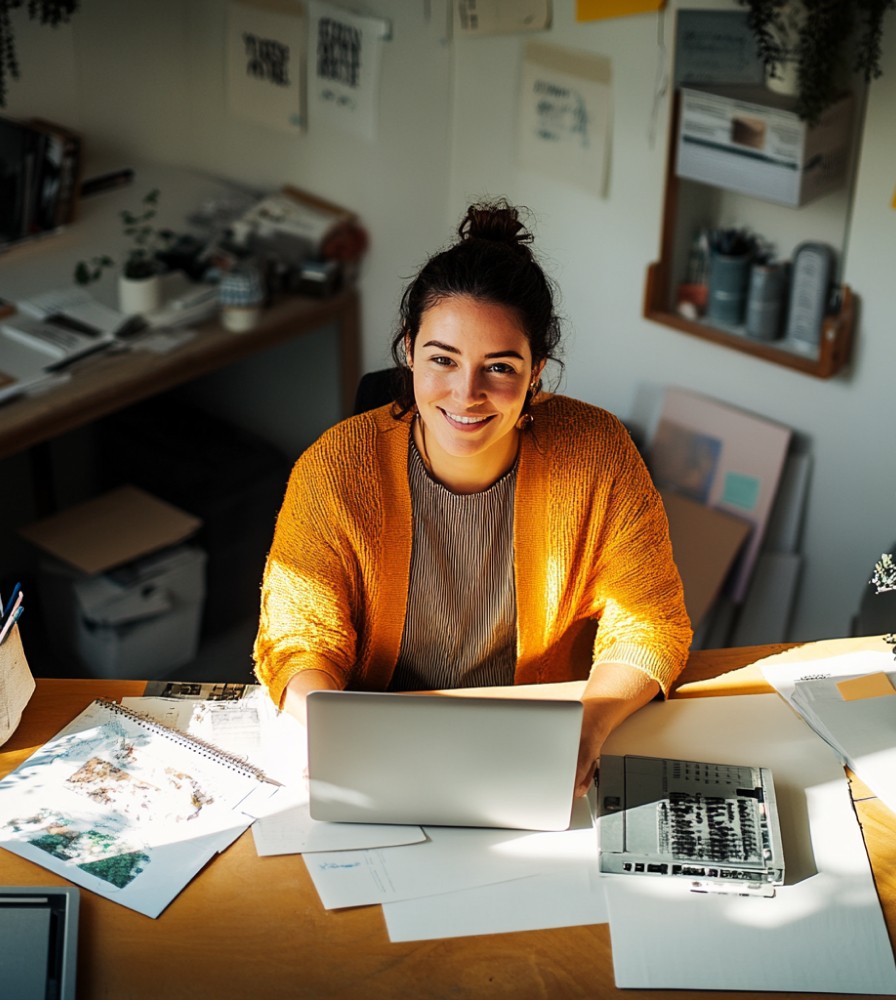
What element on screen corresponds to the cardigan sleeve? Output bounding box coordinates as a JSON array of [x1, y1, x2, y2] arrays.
[[586, 417, 692, 695], [253, 433, 362, 707]]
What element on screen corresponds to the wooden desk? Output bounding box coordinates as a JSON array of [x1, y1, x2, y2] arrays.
[[0, 287, 361, 462], [1, 641, 893, 1000]]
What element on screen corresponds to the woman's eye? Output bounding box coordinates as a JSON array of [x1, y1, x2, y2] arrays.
[[431, 355, 454, 367], [487, 362, 516, 374]]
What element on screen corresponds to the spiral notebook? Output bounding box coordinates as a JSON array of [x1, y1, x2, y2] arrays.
[[0, 699, 276, 918]]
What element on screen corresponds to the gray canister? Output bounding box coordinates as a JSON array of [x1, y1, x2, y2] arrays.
[[745, 262, 788, 341], [707, 251, 752, 326]]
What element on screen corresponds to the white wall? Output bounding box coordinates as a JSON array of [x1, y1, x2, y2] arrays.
[[447, 3, 896, 644], [4, 0, 895, 644]]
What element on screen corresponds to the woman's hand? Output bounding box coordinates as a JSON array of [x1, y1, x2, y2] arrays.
[[573, 662, 661, 798], [574, 700, 612, 796], [281, 665, 343, 725]]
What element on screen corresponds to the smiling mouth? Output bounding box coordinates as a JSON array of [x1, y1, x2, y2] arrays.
[[439, 408, 495, 427]]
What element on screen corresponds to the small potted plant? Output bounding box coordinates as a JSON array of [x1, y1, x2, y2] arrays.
[[737, 0, 894, 124], [871, 553, 896, 660], [74, 188, 175, 314]]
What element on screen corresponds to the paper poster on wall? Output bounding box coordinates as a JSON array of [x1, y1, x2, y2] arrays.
[[646, 388, 791, 603], [227, 0, 306, 134], [517, 42, 612, 198], [673, 9, 763, 88], [455, 0, 551, 36], [576, 0, 664, 21], [307, 2, 389, 142]]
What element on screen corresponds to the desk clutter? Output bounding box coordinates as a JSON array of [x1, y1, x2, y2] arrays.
[[0, 145, 367, 406], [1, 649, 895, 992]]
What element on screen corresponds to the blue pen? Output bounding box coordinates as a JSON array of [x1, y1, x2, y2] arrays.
[[1, 582, 21, 619], [0, 601, 23, 645]]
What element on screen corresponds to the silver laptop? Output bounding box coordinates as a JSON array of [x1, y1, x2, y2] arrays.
[[306, 690, 584, 831]]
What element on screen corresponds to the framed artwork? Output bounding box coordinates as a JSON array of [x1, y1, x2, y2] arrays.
[[647, 387, 792, 602]]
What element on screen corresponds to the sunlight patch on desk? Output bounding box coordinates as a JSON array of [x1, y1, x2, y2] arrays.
[[600, 694, 896, 993]]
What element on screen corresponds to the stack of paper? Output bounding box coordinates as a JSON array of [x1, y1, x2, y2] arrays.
[[760, 648, 896, 813], [122, 683, 896, 995], [124, 688, 608, 941]]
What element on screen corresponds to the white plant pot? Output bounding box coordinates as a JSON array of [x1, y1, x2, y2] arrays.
[[221, 305, 262, 333], [766, 58, 799, 97], [118, 273, 162, 315], [764, 2, 804, 97]]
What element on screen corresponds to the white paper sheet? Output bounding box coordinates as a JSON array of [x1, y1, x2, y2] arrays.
[[227, 0, 306, 133], [455, 0, 551, 36], [307, 2, 387, 141], [250, 783, 427, 856], [600, 694, 896, 994], [382, 796, 607, 941], [518, 42, 612, 198], [760, 648, 896, 813], [304, 797, 595, 911], [384, 869, 606, 941]]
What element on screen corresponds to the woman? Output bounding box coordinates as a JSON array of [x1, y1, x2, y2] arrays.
[[254, 201, 692, 797]]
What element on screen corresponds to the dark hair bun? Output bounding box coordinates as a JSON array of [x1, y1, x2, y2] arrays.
[[458, 200, 534, 254]]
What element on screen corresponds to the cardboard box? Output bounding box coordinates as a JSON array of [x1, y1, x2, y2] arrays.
[[660, 490, 752, 631], [676, 85, 853, 207], [20, 486, 206, 679]]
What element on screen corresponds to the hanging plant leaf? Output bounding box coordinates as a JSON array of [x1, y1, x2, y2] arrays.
[[737, 0, 894, 123], [0, 1, 80, 106]]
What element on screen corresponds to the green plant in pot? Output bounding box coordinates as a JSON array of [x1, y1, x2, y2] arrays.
[[74, 188, 175, 314], [871, 553, 896, 660], [737, 0, 895, 123]]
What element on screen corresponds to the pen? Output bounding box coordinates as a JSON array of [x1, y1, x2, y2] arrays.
[[0, 600, 23, 644], [1, 582, 21, 619]]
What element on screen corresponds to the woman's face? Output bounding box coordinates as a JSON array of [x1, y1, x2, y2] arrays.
[[407, 296, 543, 480]]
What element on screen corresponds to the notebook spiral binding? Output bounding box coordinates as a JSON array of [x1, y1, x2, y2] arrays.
[[96, 698, 279, 786]]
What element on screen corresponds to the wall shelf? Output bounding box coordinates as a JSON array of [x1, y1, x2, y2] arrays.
[[644, 262, 854, 379], [645, 92, 856, 380]]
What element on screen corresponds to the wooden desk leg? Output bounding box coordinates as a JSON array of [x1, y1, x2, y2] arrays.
[[338, 290, 362, 418]]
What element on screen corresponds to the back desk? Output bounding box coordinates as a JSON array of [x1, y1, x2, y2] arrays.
[[1, 638, 893, 1000]]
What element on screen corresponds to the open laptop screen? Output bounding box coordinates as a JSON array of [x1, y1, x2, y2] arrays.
[[306, 690, 583, 831]]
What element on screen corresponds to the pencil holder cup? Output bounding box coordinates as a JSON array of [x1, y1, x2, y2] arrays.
[[218, 266, 265, 333], [0, 624, 35, 747], [707, 250, 752, 327]]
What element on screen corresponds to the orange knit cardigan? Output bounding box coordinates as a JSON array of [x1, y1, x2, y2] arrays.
[[254, 395, 692, 707]]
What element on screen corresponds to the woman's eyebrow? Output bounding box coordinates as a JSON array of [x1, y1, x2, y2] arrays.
[[421, 339, 525, 360]]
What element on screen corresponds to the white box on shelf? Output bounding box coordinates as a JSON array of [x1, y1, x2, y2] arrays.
[[676, 85, 853, 207]]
